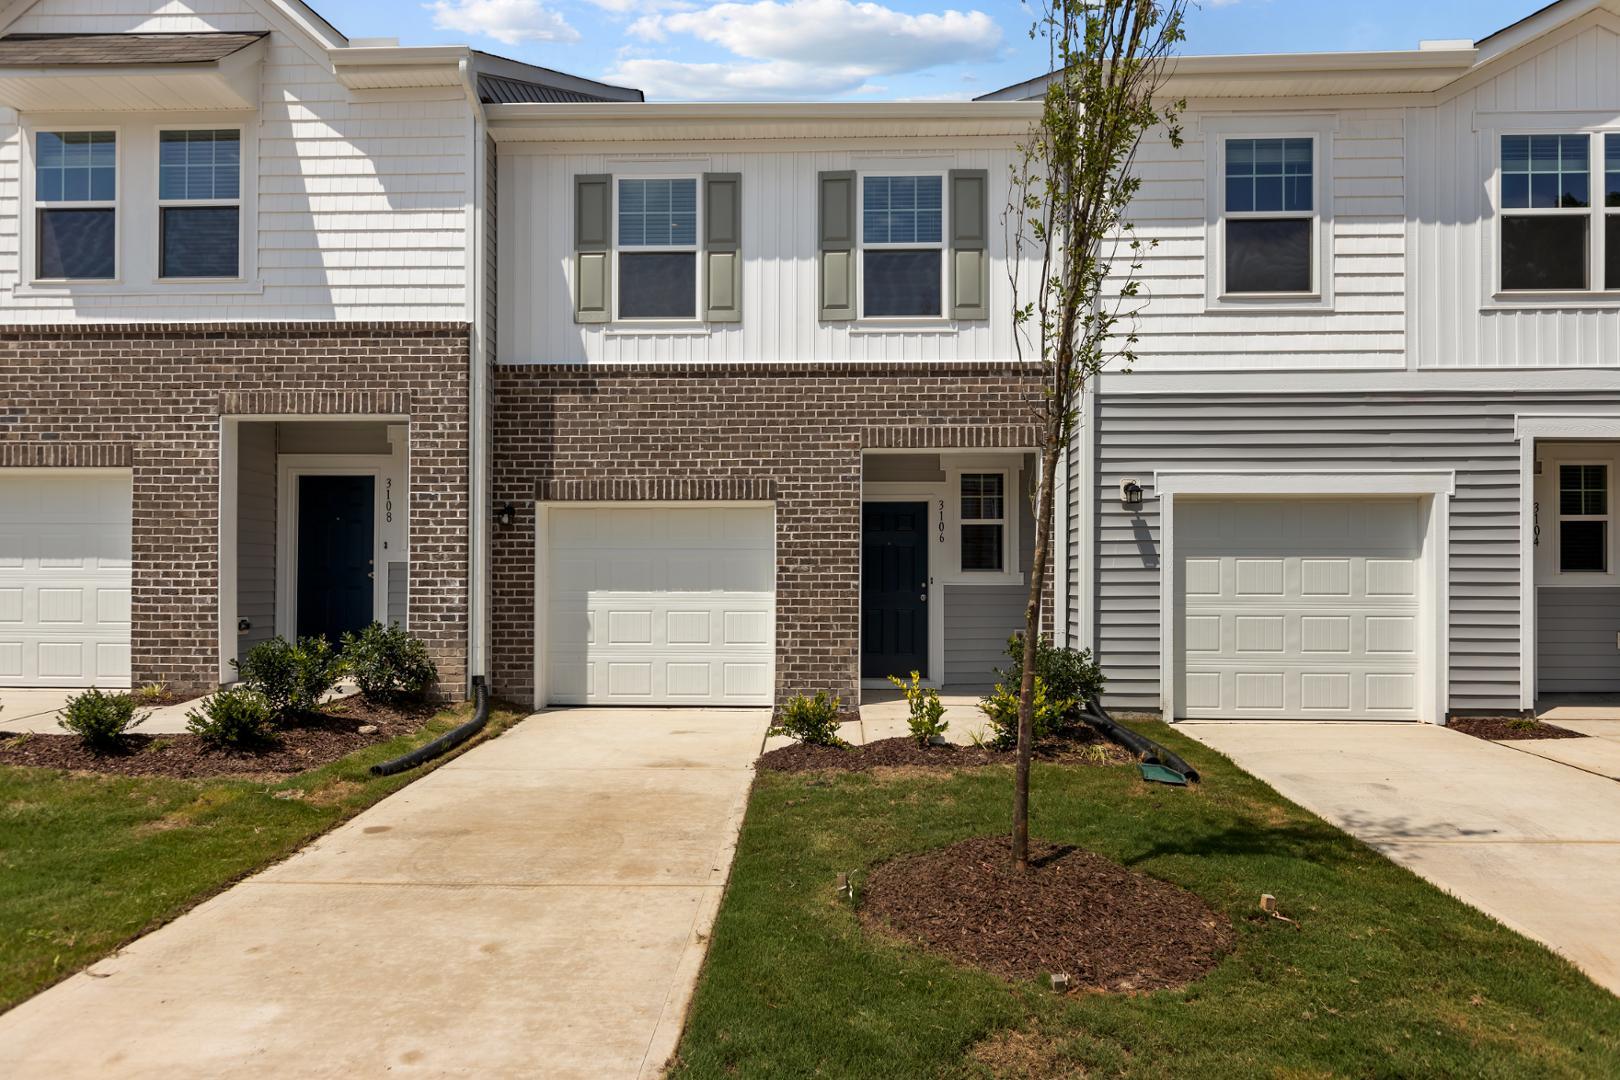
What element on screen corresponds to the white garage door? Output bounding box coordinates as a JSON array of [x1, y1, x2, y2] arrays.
[[1177, 498, 1424, 720], [545, 505, 774, 706], [0, 473, 132, 687]]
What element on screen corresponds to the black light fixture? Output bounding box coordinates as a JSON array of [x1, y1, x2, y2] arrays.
[[495, 502, 517, 527], [1119, 478, 1144, 508]]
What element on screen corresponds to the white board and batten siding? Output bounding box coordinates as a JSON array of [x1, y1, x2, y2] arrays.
[[497, 146, 1032, 365], [0, 0, 474, 324], [544, 505, 775, 706]]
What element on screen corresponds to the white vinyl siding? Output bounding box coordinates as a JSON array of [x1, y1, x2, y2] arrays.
[[0, 0, 473, 322]]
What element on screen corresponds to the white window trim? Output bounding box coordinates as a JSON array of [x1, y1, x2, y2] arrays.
[[944, 458, 1023, 587], [612, 174, 701, 325], [155, 123, 246, 283], [857, 170, 948, 323], [25, 124, 121, 285], [1201, 114, 1337, 314], [1551, 458, 1615, 579]]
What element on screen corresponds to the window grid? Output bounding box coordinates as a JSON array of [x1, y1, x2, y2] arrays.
[[159, 129, 241, 202], [862, 175, 943, 247], [617, 178, 697, 250], [35, 130, 116, 205], [960, 472, 1006, 573], [1502, 134, 1591, 211], [34, 130, 117, 281], [1224, 138, 1313, 215], [1558, 463, 1609, 574]]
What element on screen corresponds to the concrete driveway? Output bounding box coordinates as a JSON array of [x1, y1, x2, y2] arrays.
[[0, 707, 768, 1079], [1180, 720, 1620, 996]]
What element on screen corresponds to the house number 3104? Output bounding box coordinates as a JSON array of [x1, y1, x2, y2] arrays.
[[937, 499, 946, 543]]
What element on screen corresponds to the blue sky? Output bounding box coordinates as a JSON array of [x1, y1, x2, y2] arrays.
[[311, 0, 1546, 100]]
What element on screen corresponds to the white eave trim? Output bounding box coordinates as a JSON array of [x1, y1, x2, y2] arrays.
[[329, 45, 475, 92], [1154, 470, 1457, 497], [487, 100, 1044, 142]]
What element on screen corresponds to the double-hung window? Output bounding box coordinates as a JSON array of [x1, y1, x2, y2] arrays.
[[861, 174, 943, 318], [960, 472, 1006, 572], [35, 130, 117, 281], [1559, 464, 1609, 573], [159, 129, 242, 279], [616, 177, 698, 320], [1500, 134, 1591, 291], [1222, 137, 1314, 295], [1605, 135, 1620, 290]]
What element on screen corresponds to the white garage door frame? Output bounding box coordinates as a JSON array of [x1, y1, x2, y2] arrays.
[[535, 500, 777, 707], [0, 467, 134, 688], [1156, 471, 1453, 724]]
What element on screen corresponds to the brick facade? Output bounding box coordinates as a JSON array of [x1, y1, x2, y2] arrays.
[[0, 323, 471, 695], [490, 361, 1049, 709]]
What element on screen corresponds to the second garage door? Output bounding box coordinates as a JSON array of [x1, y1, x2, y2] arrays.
[[1176, 497, 1426, 720], [544, 505, 775, 706]]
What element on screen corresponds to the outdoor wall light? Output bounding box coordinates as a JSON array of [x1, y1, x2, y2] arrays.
[[1120, 479, 1145, 507], [495, 502, 517, 527]]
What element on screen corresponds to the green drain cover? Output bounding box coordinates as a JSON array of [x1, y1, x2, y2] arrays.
[[1139, 762, 1189, 786]]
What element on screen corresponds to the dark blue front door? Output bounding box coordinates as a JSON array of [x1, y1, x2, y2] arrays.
[[862, 501, 929, 679], [297, 474, 375, 644]]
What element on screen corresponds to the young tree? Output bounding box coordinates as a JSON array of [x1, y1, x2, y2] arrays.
[[1006, 0, 1186, 869]]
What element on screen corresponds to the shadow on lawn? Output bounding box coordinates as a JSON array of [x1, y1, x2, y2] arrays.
[[1121, 819, 1356, 869]]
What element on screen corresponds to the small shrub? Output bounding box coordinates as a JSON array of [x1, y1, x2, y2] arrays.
[[768, 692, 846, 747], [235, 636, 344, 719], [996, 634, 1105, 717], [185, 687, 274, 749], [57, 689, 147, 750], [131, 682, 170, 705], [341, 622, 439, 703], [979, 676, 1073, 751], [887, 671, 948, 747]]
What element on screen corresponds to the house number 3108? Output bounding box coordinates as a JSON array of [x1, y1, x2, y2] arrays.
[[386, 478, 394, 524], [937, 499, 946, 543]]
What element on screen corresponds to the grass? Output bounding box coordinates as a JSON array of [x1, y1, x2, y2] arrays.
[[0, 700, 526, 1012], [672, 722, 1620, 1079]]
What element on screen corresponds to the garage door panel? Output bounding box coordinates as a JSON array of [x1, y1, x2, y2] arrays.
[[1178, 497, 1424, 721], [546, 506, 775, 707]]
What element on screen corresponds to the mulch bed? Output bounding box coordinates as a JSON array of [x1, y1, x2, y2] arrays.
[[861, 835, 1235, 993], [1448, 716, 1587, 741], [0, 696, 436, 780], [757, 730, 1135, 774]]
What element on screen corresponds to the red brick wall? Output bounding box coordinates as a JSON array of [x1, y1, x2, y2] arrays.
[[0, 323, 470, 695], [490, 361, 1050, 709]]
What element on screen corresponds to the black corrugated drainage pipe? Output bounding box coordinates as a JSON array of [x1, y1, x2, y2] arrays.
[[1081, 698, 1200, 783], [370, 676, 490, 777]]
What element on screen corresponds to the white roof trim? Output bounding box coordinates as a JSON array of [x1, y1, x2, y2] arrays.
[[487, 101, 1043, 143]]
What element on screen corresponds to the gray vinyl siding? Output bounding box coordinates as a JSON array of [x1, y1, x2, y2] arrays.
[[1537, 587, 1620, 693], [1082, 391, 1620, 715], [236, 424, 277, 664], [944, 459, 1037, 686], [276, 421, 393, 455], [388, 561, 409, 629]]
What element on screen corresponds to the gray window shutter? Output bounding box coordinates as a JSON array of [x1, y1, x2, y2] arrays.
[[703, 172, 742, 323], [574, 174, 611, 324], [819, 170, 856, 321], [949, 169, 989, 320]]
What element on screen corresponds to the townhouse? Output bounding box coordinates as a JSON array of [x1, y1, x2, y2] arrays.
[[990, 0, 1620, 721]]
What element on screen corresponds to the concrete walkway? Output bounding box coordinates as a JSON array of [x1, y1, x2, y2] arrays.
[[1179, 720, 1620, 996], [0, 707, 768, 1079]]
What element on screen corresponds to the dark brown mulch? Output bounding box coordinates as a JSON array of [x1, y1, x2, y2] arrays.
[[1449, 716, 1587, 741], [0, 696, 436, 780], [861, 835, 1235, 993], [757, 731, 1135, 774]]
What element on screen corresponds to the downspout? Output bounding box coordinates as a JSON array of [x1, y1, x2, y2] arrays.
[[459, 57, 491, 693]]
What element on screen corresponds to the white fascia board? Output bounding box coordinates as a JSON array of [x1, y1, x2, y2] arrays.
[[1154, 470, 1456, 497], [487, 100, 1043, 142], [1515, 414, 1620, 441]]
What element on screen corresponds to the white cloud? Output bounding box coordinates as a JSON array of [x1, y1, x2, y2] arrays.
[[642, 0, 1000, 71], [425, 0, 579, 44], [619, 0, 1003, 99]]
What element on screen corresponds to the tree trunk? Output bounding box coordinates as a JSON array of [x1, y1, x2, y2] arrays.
[[1012, 433, 1063, 870]]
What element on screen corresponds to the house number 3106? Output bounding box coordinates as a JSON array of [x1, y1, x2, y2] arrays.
[[937, 499, 946, 543]]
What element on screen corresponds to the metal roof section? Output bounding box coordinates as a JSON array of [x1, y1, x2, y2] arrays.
[[472, 50, 642, 104], [0, 30, 268, 110]]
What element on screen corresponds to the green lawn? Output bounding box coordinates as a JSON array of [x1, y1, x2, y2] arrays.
[[673, 723, 1620, 1079], [0, 702, 525, 1012]]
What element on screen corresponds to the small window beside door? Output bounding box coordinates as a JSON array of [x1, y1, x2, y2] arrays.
[[960, 472, 1005, 572], [1558, 463, 1608, 573]]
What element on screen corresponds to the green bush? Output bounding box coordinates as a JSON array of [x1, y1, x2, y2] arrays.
[[768, 692, 846, 748], [57, 689, 147, 750], [234, 635, 343, 719], [887, 671, 948, 747], [340, 622, 438, 703], [996, 633, 1106, 712], [979, 676, 1072, 750], [185, 686, 274, 749]]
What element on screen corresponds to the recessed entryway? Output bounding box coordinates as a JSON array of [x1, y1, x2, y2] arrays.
[[0, 470, 131, 688]]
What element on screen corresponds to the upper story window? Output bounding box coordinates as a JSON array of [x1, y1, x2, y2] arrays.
[[35, 130, 116, 280], [861, 174, 943, 318], [1500, 134, 1591, 291], [1222, 137, 1313, 295], [616, 177, 698, 320], [159, 129, 241, 280], [960, 472, 1006, 572]]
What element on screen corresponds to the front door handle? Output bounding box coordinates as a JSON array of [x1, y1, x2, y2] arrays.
[[920, 593, 927, 603]]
